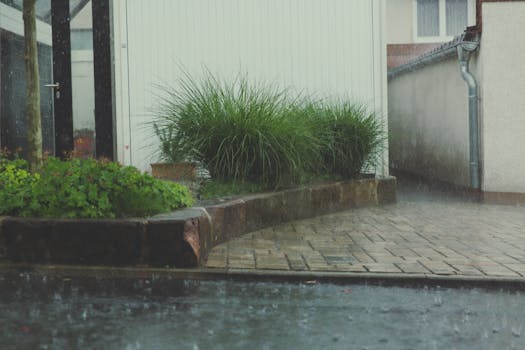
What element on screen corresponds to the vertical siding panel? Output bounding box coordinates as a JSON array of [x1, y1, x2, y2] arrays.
[[124, 0, 382, 169]]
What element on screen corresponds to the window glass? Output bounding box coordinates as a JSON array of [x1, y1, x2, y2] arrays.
[[446, 0, 468, 36], [417, 0, 440, 37]]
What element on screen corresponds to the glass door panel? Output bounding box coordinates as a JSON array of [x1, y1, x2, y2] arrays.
[[0, 0, 55, 156], [70, 0, 95, 157]]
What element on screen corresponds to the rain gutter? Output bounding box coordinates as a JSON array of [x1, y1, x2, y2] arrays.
[[457, 41, 480, 190]]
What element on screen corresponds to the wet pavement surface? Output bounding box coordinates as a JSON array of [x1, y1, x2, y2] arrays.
[[206, 180, 525, 279], [1, 273, 525, 350], [2, 180, 525, 349]]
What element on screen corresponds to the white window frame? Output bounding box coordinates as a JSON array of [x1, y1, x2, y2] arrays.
[[0, 2, 52, 45], [413, 0, 476, 43]]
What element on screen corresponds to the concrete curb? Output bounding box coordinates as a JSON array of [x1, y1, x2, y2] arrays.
[[0, 176, 396, 268], [2, 263, 525, 291]]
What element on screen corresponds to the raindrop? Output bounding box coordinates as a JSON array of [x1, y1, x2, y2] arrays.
[[511, 327, 521, 338]]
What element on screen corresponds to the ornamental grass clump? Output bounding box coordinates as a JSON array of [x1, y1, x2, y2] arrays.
[[305, 102, 384, 179], [154, 70, 384, 191], [156, 72, 319, 188]]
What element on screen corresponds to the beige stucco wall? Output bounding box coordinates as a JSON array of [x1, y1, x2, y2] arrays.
[[386, 0, 413, 44], [479, 2, 525, 194], [388, 55, 478, 187]]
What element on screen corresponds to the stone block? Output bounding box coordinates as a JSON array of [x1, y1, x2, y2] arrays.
[[282, 187, 313, 221], [206, 199, 246, 242], [146, 219, 194, 268], [243, 192, 285, 233], [3, 217, 146, 265], [377, 176, 397, 204], [310, 183, 343, 216]]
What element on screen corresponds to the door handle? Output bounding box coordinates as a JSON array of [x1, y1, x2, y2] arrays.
[[44, 82, 60, 89]]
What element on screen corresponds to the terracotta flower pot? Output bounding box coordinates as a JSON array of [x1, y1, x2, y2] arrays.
[[150, 162, 197, 181]]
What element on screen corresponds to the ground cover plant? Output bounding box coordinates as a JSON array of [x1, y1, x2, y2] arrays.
[[154, 70, 384, 194], [0, 153, 193, 218]]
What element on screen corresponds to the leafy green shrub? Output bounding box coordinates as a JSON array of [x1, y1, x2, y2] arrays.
[[0, 157, 193, 218], [305, 102, 384, 179], [0, 158, 37, 216], [155, 72, 319, 188]]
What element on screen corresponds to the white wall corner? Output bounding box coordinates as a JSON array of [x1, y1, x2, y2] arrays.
[[110, 0, 131, 166], [374, 0, 389, 176]]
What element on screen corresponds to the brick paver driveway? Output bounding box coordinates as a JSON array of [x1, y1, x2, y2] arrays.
[[205, 198, 525, 278]]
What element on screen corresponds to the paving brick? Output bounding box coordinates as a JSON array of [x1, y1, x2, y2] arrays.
[[503, 264, 525, 276], [229, 259, 255, 269], [332, 264, 367, 272], [351, 252, 376, 263], [449, 264, 484, 276], [205, 257, 227, 268], [477, 265, 520, 277], [395, 262, 430, 274], [418, 261, 457, 275], [256, 258, 290, 270], [364, 263, 402, 273], [309, 264, 339, 272], [287, 258, 308, 271]]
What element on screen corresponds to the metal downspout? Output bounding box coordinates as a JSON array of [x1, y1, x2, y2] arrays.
[[457, 41, 480, 190]]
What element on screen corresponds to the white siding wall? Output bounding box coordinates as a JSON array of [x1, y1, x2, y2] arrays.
[[112, 0, 388, 173]]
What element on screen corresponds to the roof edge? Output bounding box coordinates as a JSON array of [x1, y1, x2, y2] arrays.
[[388, 28, 480, 80]]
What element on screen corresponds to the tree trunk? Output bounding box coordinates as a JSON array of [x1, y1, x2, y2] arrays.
[[23, 0, 43, 171]]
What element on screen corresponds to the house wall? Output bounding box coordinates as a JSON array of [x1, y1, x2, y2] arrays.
[[112, 0, 388, 175], [388, 1, 525, 195], [479, 2, 525, 194], [388, 54, 476, 187], [386, 0, 413, 44]]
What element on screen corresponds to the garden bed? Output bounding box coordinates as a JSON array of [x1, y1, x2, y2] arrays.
[[0, 176, 395, 268]]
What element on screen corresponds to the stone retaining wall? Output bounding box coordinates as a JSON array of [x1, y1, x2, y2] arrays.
[[0, 177, 396, 268]]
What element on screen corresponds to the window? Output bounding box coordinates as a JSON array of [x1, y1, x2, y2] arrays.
[[414, 0, 475, 42]]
